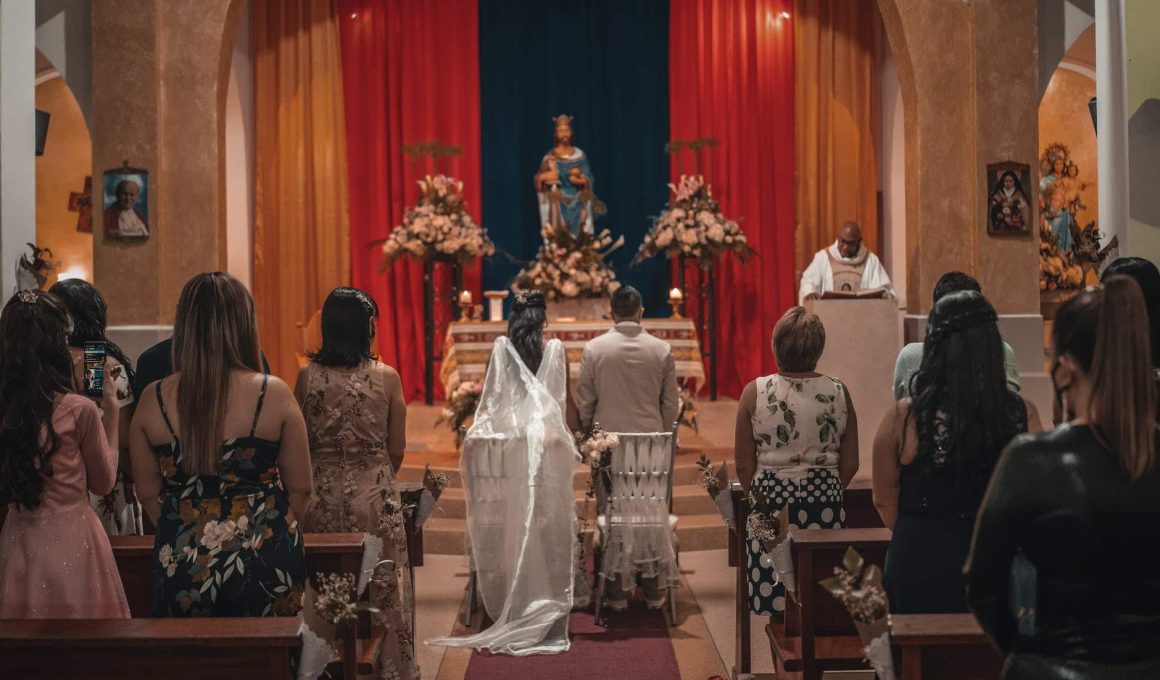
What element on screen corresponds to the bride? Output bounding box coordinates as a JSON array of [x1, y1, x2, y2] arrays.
[[429, 291, 584, 655]]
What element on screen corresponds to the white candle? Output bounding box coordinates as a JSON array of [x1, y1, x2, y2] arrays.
[[459, 290, 472, 305], [669, 287, 684, 302]]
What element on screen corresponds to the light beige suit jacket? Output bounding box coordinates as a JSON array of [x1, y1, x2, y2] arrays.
[[575, 321, 679, 434]]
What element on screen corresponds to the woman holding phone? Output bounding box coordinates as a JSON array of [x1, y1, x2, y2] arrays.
[[0, 290, 129, 618], [50, 279, 141, 535]]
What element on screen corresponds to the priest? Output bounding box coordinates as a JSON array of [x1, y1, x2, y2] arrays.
[[799, 221, 894, 302]]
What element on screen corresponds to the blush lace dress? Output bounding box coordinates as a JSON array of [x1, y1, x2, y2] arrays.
[[298, 361, 418, 680]]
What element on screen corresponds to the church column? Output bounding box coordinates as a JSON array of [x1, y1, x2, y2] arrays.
[[1095, 0, 1130, 254], [0, 0, 37, 301]]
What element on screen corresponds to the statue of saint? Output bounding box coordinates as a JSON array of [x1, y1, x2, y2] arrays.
[[533, 114, 604, 235]]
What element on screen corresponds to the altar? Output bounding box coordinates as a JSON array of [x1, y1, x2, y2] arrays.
[[440, 318, 706, 394]]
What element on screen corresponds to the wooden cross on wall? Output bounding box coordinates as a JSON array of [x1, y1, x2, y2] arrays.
[[67, 175, 93, 233]]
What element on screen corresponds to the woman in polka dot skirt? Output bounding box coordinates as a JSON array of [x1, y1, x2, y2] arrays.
[[734, 306, 861, 617]]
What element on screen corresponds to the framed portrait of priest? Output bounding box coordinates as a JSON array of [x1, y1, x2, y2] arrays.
[[986, 161, 1032, 237], [102, 165, 150, 240]]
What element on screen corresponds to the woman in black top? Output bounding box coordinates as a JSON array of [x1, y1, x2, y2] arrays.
[[872, 291, 1041, 613], [965, 276, 1160, 678]]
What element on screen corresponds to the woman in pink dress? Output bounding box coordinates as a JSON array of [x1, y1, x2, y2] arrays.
[[0, 289, 129, 618]]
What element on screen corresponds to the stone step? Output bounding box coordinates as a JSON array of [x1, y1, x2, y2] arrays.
[[434, 484, 719, 520], [420, 511, 729, 556]]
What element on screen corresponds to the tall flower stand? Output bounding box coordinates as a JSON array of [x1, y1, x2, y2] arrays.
[[423, 258, 464, 405], [678, 254, 718, 401]]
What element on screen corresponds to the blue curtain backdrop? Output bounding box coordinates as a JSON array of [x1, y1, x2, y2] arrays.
[[479, 0, 671, 315]]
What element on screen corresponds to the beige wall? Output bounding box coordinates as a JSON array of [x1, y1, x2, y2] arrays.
[[91, 0, 242, 326], [1039, 68, 1098, 238], [35, 75, 93, 284], [1126, 0, 1160, 262], [878, 0, 1041, 315]]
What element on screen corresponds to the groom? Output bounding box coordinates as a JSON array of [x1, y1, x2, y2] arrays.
[[576, 285, 679, 609]]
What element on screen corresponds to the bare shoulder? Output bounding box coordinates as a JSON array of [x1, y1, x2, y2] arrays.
[[739, 380, 758, 408], [378, 362, 403, 388]]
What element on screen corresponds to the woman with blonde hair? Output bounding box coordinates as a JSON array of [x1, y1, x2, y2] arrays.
[[966, 276, 1160, 678], [735, 306, 859, 617], [130, 272, 312, 617]]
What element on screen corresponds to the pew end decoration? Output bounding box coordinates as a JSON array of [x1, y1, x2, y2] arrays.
[[377, 174, 494, 267], [299, 566, 388, 680], [437, 380, 482, 446], [513, 224, 622, 300], [819, 547, 896, 680], [695, 454, 733, 528], [677, 383, 699, 434], [747, 487, 794, 593], [634, 174, 753, 268], [414, 464, 450, 528]]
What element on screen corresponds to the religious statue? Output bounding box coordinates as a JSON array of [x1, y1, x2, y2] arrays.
[[1038, 143, 1081, 252], [533, 114, 605, 235]]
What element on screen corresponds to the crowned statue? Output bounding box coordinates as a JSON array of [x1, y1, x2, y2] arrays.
[[534, 114, 605, 235]]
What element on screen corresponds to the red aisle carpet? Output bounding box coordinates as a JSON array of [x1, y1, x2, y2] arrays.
[[462, 606, 681, 680]]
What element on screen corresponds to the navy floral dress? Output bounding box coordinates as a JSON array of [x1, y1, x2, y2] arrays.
[[151, 375, 306, 617]]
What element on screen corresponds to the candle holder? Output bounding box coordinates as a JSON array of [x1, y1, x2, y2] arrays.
[[668, 288, 684, 319]]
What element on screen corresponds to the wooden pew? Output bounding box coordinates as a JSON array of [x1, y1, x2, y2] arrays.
[[111, 533, 364, 680], [728, 478, 887, 677], [891, 613, 1002, 680], [110, 532, 366, 617], [768, 527, 892, 680], [0, 617, 300, 680]]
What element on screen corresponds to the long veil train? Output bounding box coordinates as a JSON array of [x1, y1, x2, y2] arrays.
[[427, 336, 579, 655]]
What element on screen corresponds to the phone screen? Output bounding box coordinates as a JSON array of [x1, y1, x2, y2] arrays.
[[83, 341, 107, 398]]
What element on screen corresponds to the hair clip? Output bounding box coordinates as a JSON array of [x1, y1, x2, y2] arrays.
[[16, 290, 38, 304]]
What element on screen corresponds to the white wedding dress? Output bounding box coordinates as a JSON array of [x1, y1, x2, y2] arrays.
[[428, 337, 580, 655]]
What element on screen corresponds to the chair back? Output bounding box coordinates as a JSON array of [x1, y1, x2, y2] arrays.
[[606, 432, 675, 525]]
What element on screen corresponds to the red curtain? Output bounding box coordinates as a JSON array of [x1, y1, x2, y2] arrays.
[[669, 0, 796, 398], [337, 0, 482, 402]]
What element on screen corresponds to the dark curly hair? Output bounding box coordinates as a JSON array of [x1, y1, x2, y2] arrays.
[[309, 287, 379, 368], [907, 291, 1027, 509], [49, 278, 136, 388], [508, 291, 547, 373], [0, 290, 76, 511]]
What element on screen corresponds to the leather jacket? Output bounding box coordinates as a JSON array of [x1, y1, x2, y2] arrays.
[[964, 424, 1160, 679]]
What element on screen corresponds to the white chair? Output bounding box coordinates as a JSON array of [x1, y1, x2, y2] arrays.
[[459, 434, 523, 627], [593, 431, 680, 625]]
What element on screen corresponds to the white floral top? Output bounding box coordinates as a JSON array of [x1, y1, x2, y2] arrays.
[[750, 374, 848, 480]]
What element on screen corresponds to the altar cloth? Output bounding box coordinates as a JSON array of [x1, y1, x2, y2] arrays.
[[441, 318, 706, 395]]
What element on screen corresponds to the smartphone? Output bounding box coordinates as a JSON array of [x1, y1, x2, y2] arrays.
[[83, 341, 107, 398]]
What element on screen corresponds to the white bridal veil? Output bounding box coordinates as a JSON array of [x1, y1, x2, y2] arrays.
[[428, 336, 579, 655]]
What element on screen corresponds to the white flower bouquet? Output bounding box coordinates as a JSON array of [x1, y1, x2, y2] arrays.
[[380, 174, 494, 265], [820, 547, 896, 680], [634, 174, 753, 267], [513, 224, 622, 300]]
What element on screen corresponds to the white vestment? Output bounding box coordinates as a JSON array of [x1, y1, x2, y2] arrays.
[[428, 337, 579, 656], [798, 241, 894, 303]]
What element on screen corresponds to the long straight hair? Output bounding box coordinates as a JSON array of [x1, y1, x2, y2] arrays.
[[172, 273, 262, 475], [1055, 275, 1156, 480]]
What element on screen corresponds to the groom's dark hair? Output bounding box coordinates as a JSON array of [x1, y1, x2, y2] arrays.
[[611, 286, 643, 320]]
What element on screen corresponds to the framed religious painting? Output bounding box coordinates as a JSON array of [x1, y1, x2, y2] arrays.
[[102, 164, 150, 240], [986, 161, 1033, 237]]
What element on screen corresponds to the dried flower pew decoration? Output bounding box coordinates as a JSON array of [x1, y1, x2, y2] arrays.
[[819, 547, 896, 680], [696, 454, 734, 528]]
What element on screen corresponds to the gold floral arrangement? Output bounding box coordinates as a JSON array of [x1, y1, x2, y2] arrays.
[[379, 174, 495, 265], [514, 224, 622, 300], [436, 380, 482, 446], [634, 175, 753, 267]]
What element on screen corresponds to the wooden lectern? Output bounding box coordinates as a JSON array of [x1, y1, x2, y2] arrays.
[[805, 298, 900, 479]]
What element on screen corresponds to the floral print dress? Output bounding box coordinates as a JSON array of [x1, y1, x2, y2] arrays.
[[298, 361, 417, 680], [747, 374, 848, 616], [151, 375, 306, 617]]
